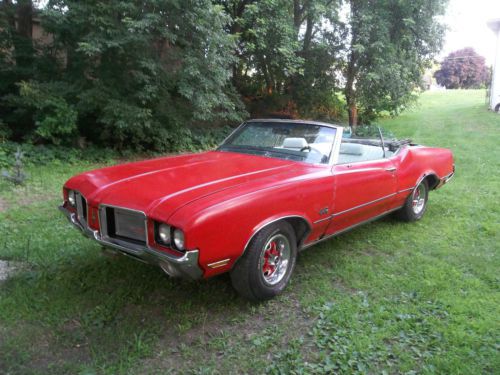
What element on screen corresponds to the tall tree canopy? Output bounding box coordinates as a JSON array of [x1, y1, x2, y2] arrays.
[[1, 0, 242, 149], [0, 0, 448, 149], [340, 0, 448, 126], [434, 48, 489, 89]]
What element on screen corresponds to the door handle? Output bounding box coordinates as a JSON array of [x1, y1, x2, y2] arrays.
[[385, 166, 397, 172]]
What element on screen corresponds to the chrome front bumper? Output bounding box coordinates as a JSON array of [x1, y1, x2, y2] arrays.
[[59, 205, 203, 280]]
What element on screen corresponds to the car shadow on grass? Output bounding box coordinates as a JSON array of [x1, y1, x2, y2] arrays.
[[1, 215, 406, 374], [1, 245, 317, 373]]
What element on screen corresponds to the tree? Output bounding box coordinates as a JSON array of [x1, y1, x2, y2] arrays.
[[218, 0, 342, 118], [0, 0, 450, 149], [434, 48, 489, 89], [1, 0, 243, 149], [339, 0, 447, 126]]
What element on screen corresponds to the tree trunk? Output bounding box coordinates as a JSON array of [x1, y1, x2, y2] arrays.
[[293, 0, 303, 31], [8, 0, 34, 75], [348, 102, 358, 127], [345, 55, 358, 127], [345, 0, 359, 129], [303, 13, 314, 52], [16, 0, 33, 39]]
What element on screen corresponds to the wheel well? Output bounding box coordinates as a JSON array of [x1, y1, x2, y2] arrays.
[[495, 103, 500, 113], [424, 174, 440, 190], [282, 217, 311, 248], [243, 216, 312, 255]]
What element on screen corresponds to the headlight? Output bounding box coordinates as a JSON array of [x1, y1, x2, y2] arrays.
[[173, 229, 185, 250], [68, 190, 76, 206], [158, 224, 171, 245]]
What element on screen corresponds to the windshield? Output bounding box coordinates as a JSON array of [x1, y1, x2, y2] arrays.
[[219, 121, 337, 164]]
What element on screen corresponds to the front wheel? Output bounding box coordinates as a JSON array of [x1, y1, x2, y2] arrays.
[[396, 179, 429, 222], [230, 221, 297, 301]]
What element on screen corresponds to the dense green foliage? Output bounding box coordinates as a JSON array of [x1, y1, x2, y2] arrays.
[[341, 0, 447, 125], [434, 48, 490, 89], [0, 0, 448, 149], [0, 90, 498, 373], [1, 0, 241, 150]]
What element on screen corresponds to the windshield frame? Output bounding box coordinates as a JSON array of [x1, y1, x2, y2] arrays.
[[218, 119, 343, 166]]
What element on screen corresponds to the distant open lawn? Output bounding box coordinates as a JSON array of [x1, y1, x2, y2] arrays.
[[0, 90, 499, 374]]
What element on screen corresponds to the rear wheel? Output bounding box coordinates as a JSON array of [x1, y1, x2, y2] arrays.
[[396, 179, 429, 222], [230, 221, 297, 301]]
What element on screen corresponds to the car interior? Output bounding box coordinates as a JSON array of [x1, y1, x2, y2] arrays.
[[337, 141, 395, 164], [280, 136, 396, 164]]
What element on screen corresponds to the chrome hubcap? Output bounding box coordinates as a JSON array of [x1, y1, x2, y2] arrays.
[[412, 183, 426, 214], [259, 234, 291, 286]]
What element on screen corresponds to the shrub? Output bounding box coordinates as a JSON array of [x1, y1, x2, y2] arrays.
[[1, 147, 27, 185]]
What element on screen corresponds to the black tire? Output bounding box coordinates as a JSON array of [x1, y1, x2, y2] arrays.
[[230, 221, 297, 301], [495, 104, 500, 113], [396, 179, 429, 222]]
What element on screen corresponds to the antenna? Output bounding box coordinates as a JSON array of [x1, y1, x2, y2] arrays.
[[377, 126, 386, 158]]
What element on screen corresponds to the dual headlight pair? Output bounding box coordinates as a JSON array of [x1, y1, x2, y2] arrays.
[[157, 223, 185, 251], [67, 189, 185, 251]]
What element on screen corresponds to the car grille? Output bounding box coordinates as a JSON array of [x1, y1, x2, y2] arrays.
[[75, 192, 87, 224], [101, 206, 147, 245]]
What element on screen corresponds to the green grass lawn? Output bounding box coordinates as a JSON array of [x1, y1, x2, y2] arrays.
[[0, 90, 499, 374]]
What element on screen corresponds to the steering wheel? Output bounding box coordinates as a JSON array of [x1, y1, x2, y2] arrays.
[[299, 146, 325, 162]]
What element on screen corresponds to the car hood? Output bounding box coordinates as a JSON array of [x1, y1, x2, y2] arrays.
[[65, 151, 300, 218]]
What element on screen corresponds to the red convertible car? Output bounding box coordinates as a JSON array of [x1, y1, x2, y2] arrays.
[[60, 120, 454, 300]]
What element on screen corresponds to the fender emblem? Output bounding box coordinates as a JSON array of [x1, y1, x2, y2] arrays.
[[319, 207, 329, 215]]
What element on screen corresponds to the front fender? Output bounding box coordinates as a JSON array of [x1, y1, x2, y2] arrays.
[[168, 181, 331, 278]]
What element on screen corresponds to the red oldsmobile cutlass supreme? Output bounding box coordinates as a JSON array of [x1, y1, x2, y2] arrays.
[[60, 120, 454, 300]]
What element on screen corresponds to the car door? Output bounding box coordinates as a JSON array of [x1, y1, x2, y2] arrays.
[[324, 157, 398, 236]]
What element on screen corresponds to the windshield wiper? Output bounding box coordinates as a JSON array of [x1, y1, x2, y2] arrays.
[[218, 144, 266, 152], [218, 144, 309, 160]]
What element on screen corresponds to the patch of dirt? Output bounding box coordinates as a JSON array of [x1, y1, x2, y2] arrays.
[[0, 191, 57, 214], [138, 290, 316, 374], [358, 247, 388, 258], [0, 197, 8, 213], [332, 277, 359, 295], [0, 260, 24, 282], [0, 321, 91, 374], [18, 192, 58, 208]]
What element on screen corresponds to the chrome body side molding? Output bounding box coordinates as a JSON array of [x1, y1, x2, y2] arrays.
[[302, 206, 403, 250]]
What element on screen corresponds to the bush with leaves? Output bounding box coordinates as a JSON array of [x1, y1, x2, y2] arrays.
[[1, 0, 244, 150], [2, 147, 28, 185]]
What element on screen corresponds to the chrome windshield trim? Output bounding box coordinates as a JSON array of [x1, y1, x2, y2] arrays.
[[245, 118, 343, 129], [218, 120, 344, 167]]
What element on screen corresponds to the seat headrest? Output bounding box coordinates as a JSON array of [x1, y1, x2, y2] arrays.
[[282, 137, 308, 149], [340, 142, 363, 155]]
